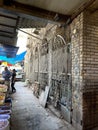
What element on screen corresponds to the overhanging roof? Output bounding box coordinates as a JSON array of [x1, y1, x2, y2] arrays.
[[0, 43, 19, 57], [1, 0, 97, 24], [15, 0, 91, 15], [0, 0, 97, 47]]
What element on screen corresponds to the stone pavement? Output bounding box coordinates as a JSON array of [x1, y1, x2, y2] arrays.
[[11, 82, 75, 130]]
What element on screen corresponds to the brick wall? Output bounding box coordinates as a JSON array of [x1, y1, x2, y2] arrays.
[[24, 11, 98, 130], [82, 11, 98, 130], [71, 13, 83, 130], [71, 10, 98, 130]]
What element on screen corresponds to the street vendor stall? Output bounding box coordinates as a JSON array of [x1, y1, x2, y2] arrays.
[[0, 78, 4, 84], [0, 84, 12, 130]]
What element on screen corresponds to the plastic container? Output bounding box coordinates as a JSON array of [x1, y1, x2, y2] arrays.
[[5, 98, 12, 104], [0, 119, 9, 130], [0, 106, 11, 111], [0, 115, 10, 121], [5, 98, 12, 107], [0, 110, 11, 115]]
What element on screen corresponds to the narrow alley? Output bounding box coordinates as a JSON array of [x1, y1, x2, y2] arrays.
[[0, 1, 98, 130], [11, 82, 75, 130]]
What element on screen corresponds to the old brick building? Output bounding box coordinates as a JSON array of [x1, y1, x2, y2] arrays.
[[0, 0, 97, 130], [25, 10, 98, 130]]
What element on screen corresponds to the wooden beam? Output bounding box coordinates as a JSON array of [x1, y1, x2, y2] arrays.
[[18, 29, 43, 41], [62, 0, 96, 27], [0, 23, 16, 28], [0, 34, 14, 38], [0, 29, 14, 34], [0, 1, 70, 23], [0, 14, 17, 20], [14, 16, 19, 33], [71, 0, 96, 20]]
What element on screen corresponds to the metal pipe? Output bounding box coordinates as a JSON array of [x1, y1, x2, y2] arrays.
[[18, 29, 43, 41]]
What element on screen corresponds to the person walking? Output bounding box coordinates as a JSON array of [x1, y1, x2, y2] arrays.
[[11, 69, 16, 92], [2, 67, 11, 92]]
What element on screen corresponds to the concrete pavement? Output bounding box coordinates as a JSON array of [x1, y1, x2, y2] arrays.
[[11, 82, 75, 130]]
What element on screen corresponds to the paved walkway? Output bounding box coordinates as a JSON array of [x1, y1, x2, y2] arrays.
[[11, 82, 75, 130]]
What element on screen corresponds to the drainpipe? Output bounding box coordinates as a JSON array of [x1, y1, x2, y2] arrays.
[[48, 41, 52, 88], [37, 43, 40, 82], [18, 29, 43, 41]]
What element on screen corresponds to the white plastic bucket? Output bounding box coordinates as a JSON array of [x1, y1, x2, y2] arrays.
[[0, 119, 9, 130]]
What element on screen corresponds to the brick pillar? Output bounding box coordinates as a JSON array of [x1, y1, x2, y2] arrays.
[[71, 11, 98, 130], [71, 13, 83, 130], [82, 11, 98, 130]]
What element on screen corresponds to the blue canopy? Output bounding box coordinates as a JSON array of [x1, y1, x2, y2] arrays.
[[0, 44, 19, 58], [0, 51, 26, 64]]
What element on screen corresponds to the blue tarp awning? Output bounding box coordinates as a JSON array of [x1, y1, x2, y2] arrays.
[[0, 51, 26, 64], [0, 44, 19, 58]]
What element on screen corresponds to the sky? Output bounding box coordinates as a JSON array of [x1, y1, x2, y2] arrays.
[[17, 30, 27, 54]]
